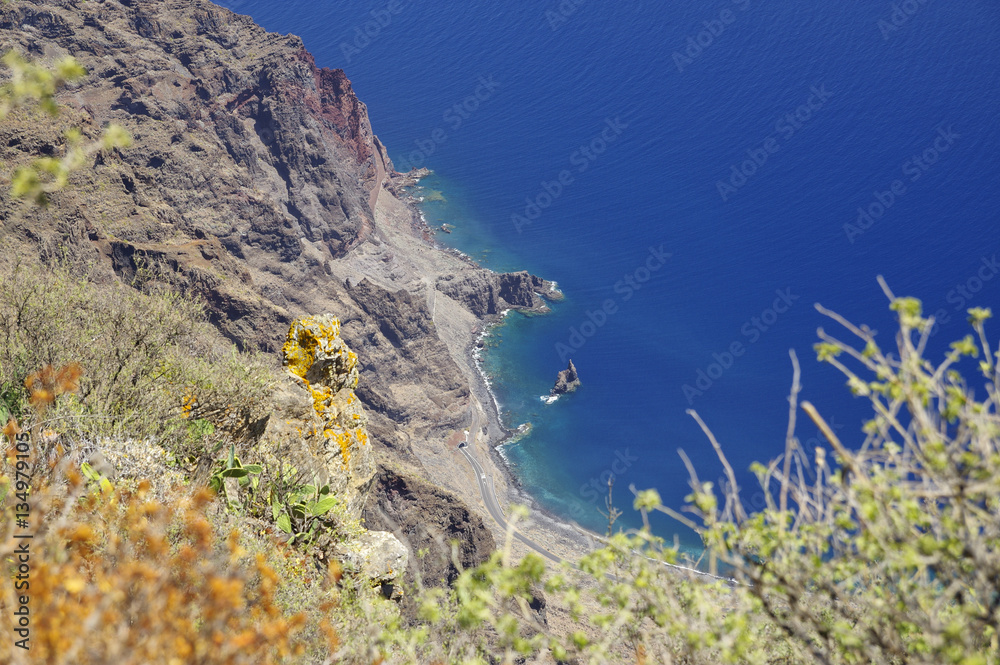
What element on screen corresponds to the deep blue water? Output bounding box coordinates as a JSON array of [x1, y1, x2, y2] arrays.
[[218, 0, 1000, 554]]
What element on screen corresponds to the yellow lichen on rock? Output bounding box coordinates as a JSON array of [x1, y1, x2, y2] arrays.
[[277, 315, 371, 477], [282, 316, 347, 386], [282, 324, 318, 379], [263, 314, 375, 519]]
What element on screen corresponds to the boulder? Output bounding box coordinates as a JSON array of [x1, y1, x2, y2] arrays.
[[337, 530, 409, 599]]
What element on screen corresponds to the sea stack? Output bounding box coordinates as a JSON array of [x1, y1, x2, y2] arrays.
[[550, 360, 581, 396]]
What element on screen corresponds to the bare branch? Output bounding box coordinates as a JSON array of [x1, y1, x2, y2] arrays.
[[781, 349, 802, 513], [800, 401, 854, 472], [686, 409, 746, 523]]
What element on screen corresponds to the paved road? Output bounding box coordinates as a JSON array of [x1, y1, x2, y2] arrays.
[[459, 411, 563, 565]]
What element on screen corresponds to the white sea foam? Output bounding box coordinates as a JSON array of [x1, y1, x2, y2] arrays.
[[495, 441, 511, 464], [472, 329, 503, 418]]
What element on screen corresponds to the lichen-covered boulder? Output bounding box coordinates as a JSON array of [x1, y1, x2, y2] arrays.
[[337, 530, 408, 590], [283, 315, 360, 393], [263, 314, 375, 517]]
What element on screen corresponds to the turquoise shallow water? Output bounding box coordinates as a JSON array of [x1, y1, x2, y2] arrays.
[[219, 0, 1000, 550]]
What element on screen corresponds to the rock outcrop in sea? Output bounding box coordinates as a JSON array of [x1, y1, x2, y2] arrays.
[[551, 360, 581, 397], [437, 270, 555, 317]]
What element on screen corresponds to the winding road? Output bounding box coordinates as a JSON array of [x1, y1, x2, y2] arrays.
[[459, 411, 563, 565]]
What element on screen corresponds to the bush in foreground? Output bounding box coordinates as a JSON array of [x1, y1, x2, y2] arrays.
[[0, 261, 276, 473]]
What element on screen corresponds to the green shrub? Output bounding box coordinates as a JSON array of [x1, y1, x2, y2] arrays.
[[0, 50, 130, 205], [0, 261, 276, 470]]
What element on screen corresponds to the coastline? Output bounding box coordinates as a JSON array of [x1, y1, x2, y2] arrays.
[[391, 168, 609, 564], [407, 182, 604, 561], [472, 321, 606, 556]]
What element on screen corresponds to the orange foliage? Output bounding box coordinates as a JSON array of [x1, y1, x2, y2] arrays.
[[2, 418, 20, 445], [23, 362, 82, 411], [0, 482, 312, 664]]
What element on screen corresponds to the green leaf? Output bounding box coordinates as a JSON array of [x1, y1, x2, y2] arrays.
[[81, 462, 102, 483], [890, 296, 923, 318], [11, 166, 40, 198], [968, 307, 992, 325], [270, 493, 281, 521], [220, 467, 249, 478], [187, 419, 215, 439], [307, 496, 337, 517], [951, 336, 978, 357], [633, 489, 662, 512], [242, 464, 262, 475], [226, 444, 235, 469], [54, 56, 87, 82], [102, 123, 132, 150], [276, 513, 292, 534], [814, 342, 843, 362]]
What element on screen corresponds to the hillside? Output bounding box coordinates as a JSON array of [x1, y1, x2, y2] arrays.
[[0, 0, 581, 618]]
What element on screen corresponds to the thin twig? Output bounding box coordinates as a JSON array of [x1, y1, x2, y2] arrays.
[[801, 401, 854, 473], [686, 409, 746, 522], [876, 275, 896, 302], [781, 350, 802, 513], [815, 303, 878, 345]]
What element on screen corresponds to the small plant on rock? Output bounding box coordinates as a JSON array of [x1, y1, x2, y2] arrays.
[[208, 443, 262, 507]]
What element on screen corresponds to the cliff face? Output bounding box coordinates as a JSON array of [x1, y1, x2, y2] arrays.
[[364, 467, 497, 585], [0, 0, 382, 259], [436, 271, 551, 318], [363, 466, 496, 617], [0, 0, 553, 579]]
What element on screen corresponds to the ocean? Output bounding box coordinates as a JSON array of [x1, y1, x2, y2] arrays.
[[217, 0, 1000, 552]]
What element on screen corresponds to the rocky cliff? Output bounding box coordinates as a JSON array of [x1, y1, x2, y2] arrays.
[[265, 314, 409, 593], [267, 314, 374, 518], [437, 270, 551, 318], [0, 0, 554, 581], [363, 466, 497, 616]]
